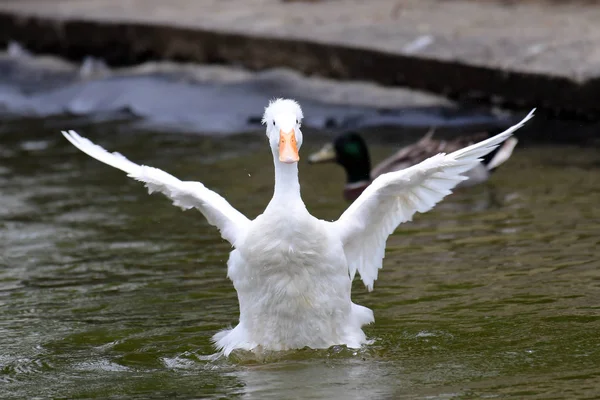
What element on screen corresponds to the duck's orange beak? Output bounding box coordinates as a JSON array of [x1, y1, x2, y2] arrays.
[[279, 129, 299, 163]]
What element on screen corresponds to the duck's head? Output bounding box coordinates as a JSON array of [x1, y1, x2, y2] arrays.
[[308, 132, 371, 183], [262, 98, 304, 164]]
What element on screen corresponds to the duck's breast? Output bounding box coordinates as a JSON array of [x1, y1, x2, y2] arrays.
[[231, 213, 347, 292], [226, 214, 352, 349]]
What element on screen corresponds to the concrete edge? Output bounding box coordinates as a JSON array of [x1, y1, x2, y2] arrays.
[[0, 11, 598, 117]]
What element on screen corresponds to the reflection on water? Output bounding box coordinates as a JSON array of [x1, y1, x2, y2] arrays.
[[1, 118, 599, 399], [231, 357, 398, 400]]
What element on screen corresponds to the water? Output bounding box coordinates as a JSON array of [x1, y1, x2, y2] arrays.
[[1, 117, 599, 399]]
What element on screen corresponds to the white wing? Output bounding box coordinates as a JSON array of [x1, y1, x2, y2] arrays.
[[332, 109, 535, 291], [62, 130, 250, 245]]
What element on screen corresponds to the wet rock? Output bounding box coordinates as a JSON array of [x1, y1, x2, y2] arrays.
[[0, 50, 514, 134]]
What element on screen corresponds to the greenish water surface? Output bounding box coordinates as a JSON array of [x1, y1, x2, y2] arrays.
[[1, 120, 599, 399]]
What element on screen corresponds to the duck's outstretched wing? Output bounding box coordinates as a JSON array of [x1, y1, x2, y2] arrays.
[[62, 130, 250, 245], [332, 110, 535, 291]]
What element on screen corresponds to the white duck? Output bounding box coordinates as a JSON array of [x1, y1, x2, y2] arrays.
[[62, 99, 534, 356]]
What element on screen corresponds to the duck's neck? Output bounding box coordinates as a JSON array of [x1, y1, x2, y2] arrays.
[[345, 165, 371, 185], [338, 151, 371, 184], [341, 159, 371, 185], [271, 157, 303, 206]]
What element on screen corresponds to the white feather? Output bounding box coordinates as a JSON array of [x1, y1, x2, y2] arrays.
[[333, 109, 535, 291], [261, 98, 303, 125], [61, 130, 249, 245]]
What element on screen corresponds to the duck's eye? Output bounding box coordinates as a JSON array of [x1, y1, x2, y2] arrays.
[[272, 121, 275, 126], [296, 119, 299, 124]]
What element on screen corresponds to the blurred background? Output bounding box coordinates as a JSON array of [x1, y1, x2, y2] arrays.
[[0, 1, 599, 399]]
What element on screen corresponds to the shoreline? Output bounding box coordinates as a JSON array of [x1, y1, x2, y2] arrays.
[[0, 0, 599, 118]]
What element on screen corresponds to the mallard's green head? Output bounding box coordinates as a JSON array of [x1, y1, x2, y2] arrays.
[[308, 132, 371, 184]]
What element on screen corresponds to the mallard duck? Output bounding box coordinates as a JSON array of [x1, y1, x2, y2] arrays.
[[62, 99, 534, 356], [308, 130, 519, 201]]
